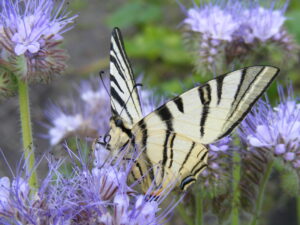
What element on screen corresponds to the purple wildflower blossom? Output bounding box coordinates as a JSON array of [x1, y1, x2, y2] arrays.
[[0, 0, 77, 81], [45, 77, 111, 146], [199, 136, 232, 190], [0, 143, 178, 224], [239, 85, 300, 169], [241, 6, 286, 43], [46, 76, 163, 146], [184, 3, 240, 42], [182, 0, 295, 73]]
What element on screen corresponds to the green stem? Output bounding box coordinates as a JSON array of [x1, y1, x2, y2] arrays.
[[249, 161, 274, 225], [176, 203, 194, 225], [231, 151, 241, 225], [195, 188, 203, 225], [297, 196, 300, 225], [18, 79, 37, 189]]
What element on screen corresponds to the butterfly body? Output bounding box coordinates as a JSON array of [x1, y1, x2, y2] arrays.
[[107, 116, 133, 152], [106, 27, 280, 193]]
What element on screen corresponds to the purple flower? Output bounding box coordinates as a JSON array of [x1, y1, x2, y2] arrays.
[[0, 0, 77, 81], [45, 77, 163, 146], [184, 4, 240, 42], [199, 136, 232, 188], [239, 86, 300, 169], [0, 141, 178, 224], [0, 177, 10, 212], [241, 6, 286, 43], [182, 0, 295, 73], [45, 77, 111, 145]]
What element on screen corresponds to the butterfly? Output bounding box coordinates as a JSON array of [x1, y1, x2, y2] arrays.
[[103, 27, 279, 194]]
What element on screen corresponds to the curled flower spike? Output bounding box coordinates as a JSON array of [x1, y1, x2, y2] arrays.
[[0, 67, 17, 99], [182, 0, 297, 73], [0, 0, 77, 82], [199, 136, 232, 192]]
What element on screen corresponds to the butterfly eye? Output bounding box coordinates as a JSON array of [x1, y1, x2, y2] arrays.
[[104, 134, 111, 144], [115, 119, 122, 127]]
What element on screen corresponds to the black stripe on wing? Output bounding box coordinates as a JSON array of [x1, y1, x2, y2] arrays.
[[179, 142, 195, 174], [168, 133, 176, 169], [156, 106, 174, 180], [229, 66, 264, 118], [174, 97, 184, 113], [110, 74, 124, 94], [180, 163, 207, 190], [110, 28, 142, 119], [112, 28, 135, 80], [218, 66, 280, 139], [198, 84, 211, 137], [136, 119, 156, 183], [110, 87, 134, 123], [216, 75, 225, 105]]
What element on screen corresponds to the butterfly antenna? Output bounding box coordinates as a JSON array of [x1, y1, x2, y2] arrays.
[[99, 71, 111, 97], [99, 70, 118, 110], [119, 83, 143, 117]]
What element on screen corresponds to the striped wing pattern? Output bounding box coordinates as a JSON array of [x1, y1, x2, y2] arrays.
[[132, 66, 279, 190], [110, 28, 143, 125]]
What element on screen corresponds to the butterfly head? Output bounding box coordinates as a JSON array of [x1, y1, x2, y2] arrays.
[[103, 116, 133, 154]]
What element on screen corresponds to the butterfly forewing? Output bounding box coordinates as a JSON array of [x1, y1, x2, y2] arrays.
[[110, 28, 143, 125], [141, 66, 279, 144]]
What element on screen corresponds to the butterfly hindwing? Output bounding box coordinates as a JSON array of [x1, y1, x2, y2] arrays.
[[110, 28, 143, 125], [133, 127, 208, 190]]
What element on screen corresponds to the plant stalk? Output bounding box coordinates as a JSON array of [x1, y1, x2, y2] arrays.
[[176, 203, 194, 225], [297, 196, 300, 225], [195, 188, 203, 225], [18, 78, 37, 189], [249, 161, 274, 225], [231, 151, 241, 225]]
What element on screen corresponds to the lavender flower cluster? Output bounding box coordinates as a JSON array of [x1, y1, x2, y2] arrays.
[[200, 137, 232, 190], [0, 0, 76, 95], [46, 77, 163, 146], [183, 0, 297, 72], [240, 86, 300, 170], [0, 144, 175, 224], [45, 78, 111, 146]]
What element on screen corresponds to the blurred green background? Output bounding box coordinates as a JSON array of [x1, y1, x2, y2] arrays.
[[1, 0, 300, 224]]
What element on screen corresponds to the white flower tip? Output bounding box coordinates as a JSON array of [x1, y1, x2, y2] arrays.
[[14, 44, 27, 55], [284, 152, 295, 161], [274, 144, 286, 155]]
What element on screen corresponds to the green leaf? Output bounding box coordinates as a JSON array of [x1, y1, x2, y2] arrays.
[[280, 168, 299, 197], [125, 26, 191, 65], [286, 10, 300, 44], [13, 55, 28, 79], [275, 158, 299, 197], [0, 68, 17, 99], [106, 1, 162, 29], [69, 0, 88, 11]]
